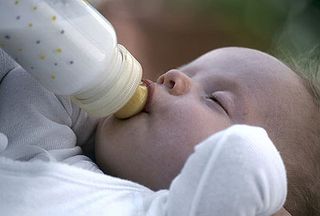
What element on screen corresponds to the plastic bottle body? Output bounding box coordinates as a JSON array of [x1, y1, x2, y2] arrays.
[[0, 0, 143, 117], [0, 0, 119, 95]]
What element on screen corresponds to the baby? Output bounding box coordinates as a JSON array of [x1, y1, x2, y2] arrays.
[[0, 47, 318, 215], [94, 47, 320, 215]]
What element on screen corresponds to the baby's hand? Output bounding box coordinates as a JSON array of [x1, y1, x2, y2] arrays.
[[165, 125, 287, 216]]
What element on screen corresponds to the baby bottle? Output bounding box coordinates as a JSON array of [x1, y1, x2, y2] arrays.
[[0, 0, 148, 118]]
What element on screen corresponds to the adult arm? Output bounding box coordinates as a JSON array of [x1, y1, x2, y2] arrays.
[[0, 49, 99, 169], [0, 48, 17, 82]]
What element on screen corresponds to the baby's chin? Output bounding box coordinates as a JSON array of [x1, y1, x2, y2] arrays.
[[106, 111, 149, 127], [96, 112, 149, 140]]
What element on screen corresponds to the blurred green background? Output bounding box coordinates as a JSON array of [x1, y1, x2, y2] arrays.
[[92, 0, 320, 79]]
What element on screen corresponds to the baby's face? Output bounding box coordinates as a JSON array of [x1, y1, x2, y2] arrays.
[[95, 47, 313, 190]]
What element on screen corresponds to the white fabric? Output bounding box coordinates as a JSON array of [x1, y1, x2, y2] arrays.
[[0, 64, 100, 171], [0, 50, 287, 215], [0, 125, 287, 216]]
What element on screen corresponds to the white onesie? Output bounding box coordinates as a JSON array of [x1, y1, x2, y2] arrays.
[[0, 49, 287, 216]]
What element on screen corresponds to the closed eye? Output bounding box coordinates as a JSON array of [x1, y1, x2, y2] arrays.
[[206, 95, 229, 115]]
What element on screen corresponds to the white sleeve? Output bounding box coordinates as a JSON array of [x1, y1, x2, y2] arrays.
[[0, 58, 99, 166], [0, 49, 17, 81], [146, 125, 287, 216]]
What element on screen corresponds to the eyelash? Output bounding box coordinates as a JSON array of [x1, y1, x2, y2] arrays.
[[206, 95, 228, 115]]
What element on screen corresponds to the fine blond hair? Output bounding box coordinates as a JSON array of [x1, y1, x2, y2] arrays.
[[275, 45, 320, 215], [278, 46, 320, 106]]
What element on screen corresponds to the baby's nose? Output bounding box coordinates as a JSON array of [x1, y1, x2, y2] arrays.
[[157, 69, 191, 96]]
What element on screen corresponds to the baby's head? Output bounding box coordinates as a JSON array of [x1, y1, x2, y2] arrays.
[[95, 47, 320, 215]]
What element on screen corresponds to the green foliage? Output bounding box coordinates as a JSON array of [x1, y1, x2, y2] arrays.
[[160, 0, 319, 52]]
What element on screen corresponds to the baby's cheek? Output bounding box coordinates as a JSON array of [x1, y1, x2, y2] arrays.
[[94, 119, 116, 169]]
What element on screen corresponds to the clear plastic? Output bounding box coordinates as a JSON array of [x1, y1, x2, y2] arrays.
[[0, 0, 143, 117]]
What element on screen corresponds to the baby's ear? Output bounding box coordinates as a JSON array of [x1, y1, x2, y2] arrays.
[[272, 208, 292, 216]]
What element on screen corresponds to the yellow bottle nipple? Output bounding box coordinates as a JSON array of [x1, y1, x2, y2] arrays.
[[114, 83, 148, 119]]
